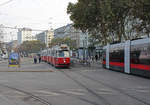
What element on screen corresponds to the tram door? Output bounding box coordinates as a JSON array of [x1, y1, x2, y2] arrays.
[[124, 40, 130, 74]]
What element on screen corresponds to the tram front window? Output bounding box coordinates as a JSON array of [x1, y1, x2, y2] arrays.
[[58, 51, 69, 57]]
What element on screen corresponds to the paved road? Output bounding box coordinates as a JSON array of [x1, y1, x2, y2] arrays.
[[0, 58, 150, 105]]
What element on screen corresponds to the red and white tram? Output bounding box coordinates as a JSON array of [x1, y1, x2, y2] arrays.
[[41, 44, 70, 68], [102, 38, 150, 78]]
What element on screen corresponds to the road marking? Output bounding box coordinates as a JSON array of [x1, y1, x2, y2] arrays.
[[6, 95, 26, 98], [135, 89, 150, 93], [65, 89, 86, 92], [3, 90, 24, 94], [136, 86, 149, 89], [122, 87, 150, 93], [134, 87, 150, 93], [61, 90, 85, 95], [97, 88, 116, 95], [97, 91, 114, 95], [14, 91, 26, 95], [98, 88, 113, 91], [81, 70, 99, 72], [2, 90, 26, 97], [37, 90, 61, 96]]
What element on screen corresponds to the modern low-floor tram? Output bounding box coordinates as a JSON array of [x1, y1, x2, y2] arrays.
[[102, 38, 150, 78]]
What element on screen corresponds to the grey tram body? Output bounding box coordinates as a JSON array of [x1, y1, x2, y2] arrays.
[[103, 38, 150, 78]]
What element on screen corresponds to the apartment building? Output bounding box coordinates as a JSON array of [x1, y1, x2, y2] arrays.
[[36, 30, 54, 47], [17, 28, 36, 44], [54, 24, 89, 59]]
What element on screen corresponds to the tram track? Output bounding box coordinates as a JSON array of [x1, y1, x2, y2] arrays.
[[59, 69, 111, 105], [73, 71, 150, 105], [0, 84, 52, 105]]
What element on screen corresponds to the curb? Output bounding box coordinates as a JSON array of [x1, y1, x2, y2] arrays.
[[0, 70, 54, 72]]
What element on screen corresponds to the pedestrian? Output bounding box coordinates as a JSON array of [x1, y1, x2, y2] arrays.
[[91, 56, 94, 63], [39, 56, 41, 63], [95, 54, 98, 62], [33, 55, 37, 64]]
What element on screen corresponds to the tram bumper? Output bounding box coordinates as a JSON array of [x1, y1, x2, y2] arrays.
[[55, 63, 70, 67]]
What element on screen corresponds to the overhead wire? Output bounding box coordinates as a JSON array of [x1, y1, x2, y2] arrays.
[[0, 26, 47, 31], [0, 0, 14, 6]]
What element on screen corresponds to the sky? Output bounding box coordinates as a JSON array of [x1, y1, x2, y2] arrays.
[[0, 0, 77, 42], [0, 0, 77, 29]]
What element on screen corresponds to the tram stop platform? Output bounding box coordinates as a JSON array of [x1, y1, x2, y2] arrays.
[[0, 57, 54, 72]]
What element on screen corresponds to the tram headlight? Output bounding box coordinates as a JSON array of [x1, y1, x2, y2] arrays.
[[63, 58, 66, 63]]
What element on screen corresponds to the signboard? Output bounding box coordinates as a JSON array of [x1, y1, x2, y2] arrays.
[[8, 52, 20, 67]]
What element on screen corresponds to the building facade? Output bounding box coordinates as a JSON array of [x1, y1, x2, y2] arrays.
[[54, 26, 66, 38], [17, 28, 36, 45], [0, 42, 8, 59], [0, 24, 5, 43], [54, 24, 89, 48], [36, 30, 54, 47], [54, 24, 89, 59]]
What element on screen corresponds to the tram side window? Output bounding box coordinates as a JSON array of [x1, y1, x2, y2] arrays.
[[54, 51, 57, 57], [102, 50, 106, 61], [110, 49, 124, 62], [52, 50, 54, 57], [131, 44, 150, 65], [130, 51, 140, 64], [48, 51, 50, 56]]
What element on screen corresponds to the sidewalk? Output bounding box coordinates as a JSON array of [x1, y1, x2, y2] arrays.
[[0, 59, 7, 64], [0, 57, 53, 72]]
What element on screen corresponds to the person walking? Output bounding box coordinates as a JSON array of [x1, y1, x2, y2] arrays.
[[33, 55, 37, 64], [91, 56, 94, 63], [39, 56, 41, 63], [95, 54, 98, 62]]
